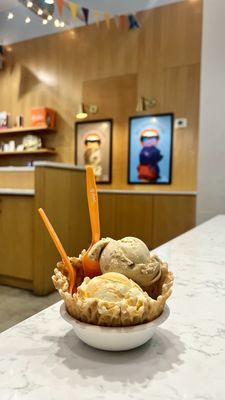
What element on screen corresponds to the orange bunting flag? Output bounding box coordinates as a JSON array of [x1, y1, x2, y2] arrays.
[[69, 2, 78, 20], [119, 15, 126, 28], [56, 0, 64, 16], [94, 10, 100, 27], [104, 12, 110, 29]]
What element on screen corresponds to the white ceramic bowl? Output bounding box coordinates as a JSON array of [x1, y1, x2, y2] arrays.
[[60, 303, 170, 351]]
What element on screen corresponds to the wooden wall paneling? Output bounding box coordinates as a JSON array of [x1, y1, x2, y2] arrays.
[[163, 63, 200, 191], [83, 74, 138, 189], [152, 195, 196, 248], [0, 0, 202, 191], [137, 6, 164, 112], [98, 193, 117, 238], [161, 0, 202, 68], [0, 195, 34, 281], [114, 194, 153, 247], [33, 166, 89, 294]]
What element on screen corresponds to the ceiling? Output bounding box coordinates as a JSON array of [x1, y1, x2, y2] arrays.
[[0, 0, 183, 45]]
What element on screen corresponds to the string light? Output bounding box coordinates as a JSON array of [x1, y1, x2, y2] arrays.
[[47, 15, 53, 21], [42, 19, 48, 25], [8, 12, 14, 20], [37, 8, 43, 16], [27, 1, 33, 7], [54, 19, 60, 27], [60, 21, 65, 28], [25, 16, 31, 23]]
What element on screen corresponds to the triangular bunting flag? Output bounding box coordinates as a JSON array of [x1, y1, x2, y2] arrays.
[[56, 0, 64, 16], [77, 7, 85, 22], [128, 14, 140, 30], [82, 7, 89, 24], [119, 15, 126, 28], [114, 15, 120, 29], [69, 2, 78, 20], [104, 12, 110, 29], [94, 10, 100, 27]]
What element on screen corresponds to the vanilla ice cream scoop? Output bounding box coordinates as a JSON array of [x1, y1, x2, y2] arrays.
[[53, 270, 174, 326], [88, 236, 162, 289]]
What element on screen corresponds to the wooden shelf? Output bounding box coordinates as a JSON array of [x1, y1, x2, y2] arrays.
[[0, 125, 56, 135], [0, 149, 56, 156]]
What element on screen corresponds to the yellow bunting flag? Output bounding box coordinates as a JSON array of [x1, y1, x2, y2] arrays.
[[69, 2, 78, 20], [94, 10, 100, 27], [104, 12, 110, 29], [114, 15, 120, 29]]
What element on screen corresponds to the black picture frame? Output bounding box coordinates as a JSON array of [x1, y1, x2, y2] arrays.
[[75, 119, 113, 184], [128, 113, 174, 185]]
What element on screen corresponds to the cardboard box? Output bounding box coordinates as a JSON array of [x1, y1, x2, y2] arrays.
[[30, 108, 55, 129]]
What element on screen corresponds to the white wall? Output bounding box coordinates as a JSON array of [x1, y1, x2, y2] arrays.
[[197, 0, 225, 224]]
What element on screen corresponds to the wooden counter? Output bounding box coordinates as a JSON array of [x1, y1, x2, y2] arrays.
[[0, 163, 196, 295], [98, 190, 196, 249], [0, 163, 90, 295]]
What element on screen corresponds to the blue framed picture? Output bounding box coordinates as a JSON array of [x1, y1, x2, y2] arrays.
[[128, 113, 174, 184]]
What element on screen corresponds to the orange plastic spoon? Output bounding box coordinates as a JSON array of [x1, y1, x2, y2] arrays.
[[82, 166, 101, 278], [38, 208, 75, 294]]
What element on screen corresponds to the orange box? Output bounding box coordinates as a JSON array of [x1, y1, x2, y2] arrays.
[[30, 108, 55, 129]]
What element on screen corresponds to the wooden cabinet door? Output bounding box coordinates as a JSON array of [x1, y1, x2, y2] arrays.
[[152, 195, 196, 248], [99, 193, 153, 248], [115, 194, 153, 247], [99, 194, 117, 238], [0, 196, 33, 281]]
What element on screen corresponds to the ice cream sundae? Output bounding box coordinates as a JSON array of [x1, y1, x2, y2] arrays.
[[52, 236, 173, 327], [39, 167, 173, 332]]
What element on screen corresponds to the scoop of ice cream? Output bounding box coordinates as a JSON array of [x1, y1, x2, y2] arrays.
[[53, 268, 174, 326], [80, 271, 144, 303], [88, 236, 161, 289]]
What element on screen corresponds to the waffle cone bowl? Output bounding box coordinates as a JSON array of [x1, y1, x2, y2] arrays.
[[53, 257, 173, 328]]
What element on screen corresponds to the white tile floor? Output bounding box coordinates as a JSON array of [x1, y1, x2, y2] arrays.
[[0, 285, 60, 332]]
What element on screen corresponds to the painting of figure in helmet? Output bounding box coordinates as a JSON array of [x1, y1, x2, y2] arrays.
[[128, 114, 173, 184], [75, 120, 112, 183]]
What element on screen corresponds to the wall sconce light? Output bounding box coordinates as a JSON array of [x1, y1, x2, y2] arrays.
[[75, 103, 99, 120], [76, 103, 88, 120], [136, 96, 157, 113]]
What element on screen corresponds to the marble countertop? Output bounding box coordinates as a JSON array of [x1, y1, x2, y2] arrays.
[[0, 162, 85, 172], [1, 215, 225, 400], [0, 166, 35, 171], [98, 189, 197, 196], [0, 188, 34, 196]]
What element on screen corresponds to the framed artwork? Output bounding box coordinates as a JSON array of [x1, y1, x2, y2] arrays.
[[75, 119, 113, 183], [128, 113, 174, 184]]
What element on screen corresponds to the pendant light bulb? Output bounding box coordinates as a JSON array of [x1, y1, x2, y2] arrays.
[[8, 12, 14, 20], [54, 19, 60, 27]]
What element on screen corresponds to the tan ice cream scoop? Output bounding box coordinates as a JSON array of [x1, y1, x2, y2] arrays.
[[88, 236, 162, 289]]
